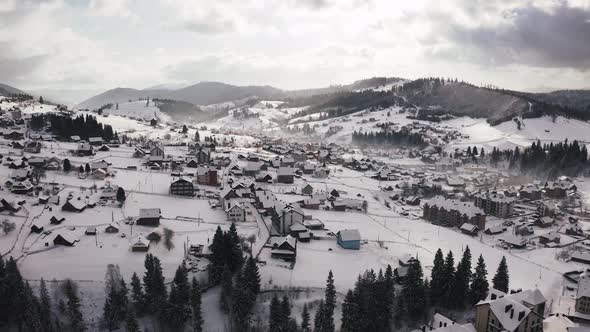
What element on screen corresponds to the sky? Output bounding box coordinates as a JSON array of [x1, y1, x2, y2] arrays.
[[0, 0, 589, 103]]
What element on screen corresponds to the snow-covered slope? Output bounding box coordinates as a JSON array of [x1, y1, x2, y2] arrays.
[[102, 100, 172, 123]]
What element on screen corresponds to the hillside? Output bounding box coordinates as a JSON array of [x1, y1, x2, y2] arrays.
[[75, 87, 168, 110], [401, 82, 530, 124], [166, 82, 282, 106], [0, 83, 26, 96], [529, 89, 590, 113]]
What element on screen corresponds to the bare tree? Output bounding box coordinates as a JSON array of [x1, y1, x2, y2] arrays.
[[163, 228, 174, 251]]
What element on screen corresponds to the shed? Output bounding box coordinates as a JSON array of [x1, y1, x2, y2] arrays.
[[131, 235, 150, 252], [336, 229, 361, 250], [85, 227, 97, 235], [53, 232, 79, 246], [105, 224, 120, 233], [460, 223, 479, 236], [137, 208, 161, 226]]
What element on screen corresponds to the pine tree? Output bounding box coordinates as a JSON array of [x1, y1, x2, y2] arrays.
[[314, 300, 325, 332], [470, 255, 489, 304], [142, 254, 154, 313], [191, 277, 203, 332], [39, 278, 53, 332], [301, 303, 311, 332], [226, 223, 243, 272], [341, 290, 361, 332], [116, 187, 126, 204], [452, 246, 472, 308], [269, 294, 282, 332], [166, 263, 191, 329], [243, 256, 261, 295], [430, 249, 445, 307], [78, 165, 84, 173], [130, 272, 144, 314], [64, 279, 85, 331], [322, 271, 336, 332], [84, 163, 90, 173], [151, 256, 168, 319], [209, 226, 225, 284], [195, 131, 200, 142], [492, 256, 509, 292], [442, 251, 455, 307], [63, 159, 71, 172], [402, 259, 426, 320], [126, 308, 140, 332], [220, 265, 233, 312]]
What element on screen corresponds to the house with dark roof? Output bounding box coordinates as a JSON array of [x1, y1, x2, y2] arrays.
[[270, 235, 297, 261], [475, 288, 545, 332], [53, 232, 79, 246], [170, 178, 194, 196], [137, 208, 161, 226], [423, 196, 486, 230], [277, 167, 295, 184], [62, 200, 86, 213]]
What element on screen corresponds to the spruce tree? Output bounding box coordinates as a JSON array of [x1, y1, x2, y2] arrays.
[[269, 294, 282, 332], [226, 223, 243, 272], [191, 277, 203, 332], [314, 300, 325, 332], [470, 255, 489, 304], [130, 272, 144, 314], [341, 290, 361, 332], [142, 254, 154, 313], [64, 279, 85, 331], [322, 271, 336, 332], [492, 256, 509, 292], [452, 246, 472, 308], [84, 163, 90, 173], [151, 256, 168, 319], [301, 303, 311, 332], [402, 258, 426, 320], [166, 263, 191, 329], [39, 278, 53, 332], [243, 256, 261, 295], [430, 249, 445, 307], [22, 281, 43, 332], [125, 308, 140, 332], [209, 226, 225, 284], [442, 251, 455, 307], [63, 159, 71, 172], [220, 265, 233, 312]]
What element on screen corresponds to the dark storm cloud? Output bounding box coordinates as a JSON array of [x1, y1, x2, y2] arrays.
[[444, 3, 590, 69]]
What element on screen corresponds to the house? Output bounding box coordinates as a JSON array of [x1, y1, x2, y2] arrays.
[[500, 234, 528, 249], [88, 137, 103, 145], [519, 184, 542, 200], [571, 251, 590, 265], [394, 266, 409, 283], [0, 199, 21, 213], [70, 135, 81, 142], [62, 199, 86, 213], [313, 167, 329, 178], [11, 180, 34, 194], [85, 227, 97, 235], [30, 220, 44, 233], [485, 225, 507, 235], [256, 173, 273, 183], [137, 208, 161, 226], [50, 216, 65, 225], [53, 232, 79, 246], [272, 204, 305, 236], [423, 313, 476, 332], [302, 197, 321, 210], [132, 147, 146, 158], [446, 176, 465, 187], [10, 169, 30, 181], [90, 160, 108, 171], [194, 149, 210, 165], [565, 225, 585, 237], [543, 313, 579, 332], [289, 222, 309, 239], [170, 178, 194, 196], [423, 196, 486, 230], [281, 156, 295, 167], [76, 142, 94, 156], [91, 168, 108, 180], [10, 141, 23, 149], [303, 219, 324, 230], [270, 236, 297, 261], [473, 191, 515, 218], [475, 288, 545, 332], [243, 162, 262, 177], [277, 167, 295, 184], [131, 235, 150, 252], [535, 216, 555, 228], [105, 224, 120, 233], [150, 146, 165, 158], [225, 201, 246, 222], [460, 223, 479, 236], [538, 232, 560, 246], [98, 144, 110, 152], [336, 229, 361, 250], [196, 167, 218, 186], [405, 196, 421, 206], [24, 140, 42, 153], [301, 183, 314, 195], [575, 272, 590, 314], [397, 255, 419, 269]]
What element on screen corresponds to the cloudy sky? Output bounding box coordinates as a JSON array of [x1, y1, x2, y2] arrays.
[[1, 0, 589, 102]]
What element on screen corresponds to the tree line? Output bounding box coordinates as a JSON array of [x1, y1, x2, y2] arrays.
[[352, 130, 427, 148], [30, 114, 118, 142]]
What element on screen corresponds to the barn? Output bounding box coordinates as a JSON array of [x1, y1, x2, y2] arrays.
[[136, 208, 161, 226]]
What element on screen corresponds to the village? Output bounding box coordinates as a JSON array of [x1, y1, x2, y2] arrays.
[[0, 94, 590, 331]]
